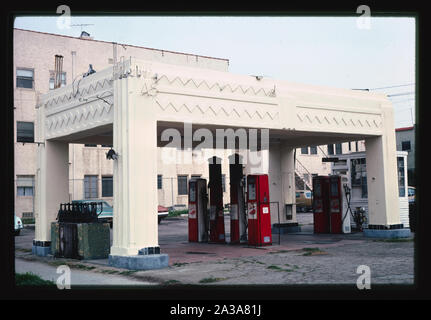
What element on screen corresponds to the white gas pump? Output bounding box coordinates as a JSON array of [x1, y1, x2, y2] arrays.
[[340, 174, 352, 234]]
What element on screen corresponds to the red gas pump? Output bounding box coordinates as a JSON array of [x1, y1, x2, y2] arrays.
[[312, 175, 343, 234], [329, 175, 343, 234], [208, 156, 226, 243], [247, 174, 272, 246], [228, 154, 247, 244], [313, 176, 329, 233], [188, 178, 209, 242]]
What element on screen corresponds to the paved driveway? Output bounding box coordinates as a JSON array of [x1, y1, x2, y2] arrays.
[[15, 216, 414, 286]]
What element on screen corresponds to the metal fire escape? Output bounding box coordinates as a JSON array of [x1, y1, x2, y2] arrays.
[[294, 146, 330, 191], [295, 159, 313, 191]]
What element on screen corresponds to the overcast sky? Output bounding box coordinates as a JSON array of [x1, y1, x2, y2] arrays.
[[14, 15, 416, 128]]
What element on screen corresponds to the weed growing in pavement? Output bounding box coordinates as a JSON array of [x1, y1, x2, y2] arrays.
[[199, 277, 227, 283]]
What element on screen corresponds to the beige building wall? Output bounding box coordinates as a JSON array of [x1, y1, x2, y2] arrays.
[[14, 28, 229, 218]]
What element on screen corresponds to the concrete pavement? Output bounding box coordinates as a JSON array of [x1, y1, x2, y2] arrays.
[[15, 258, 156, 287], [15, 213, 414, 286]]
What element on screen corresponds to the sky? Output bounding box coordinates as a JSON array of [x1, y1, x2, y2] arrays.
[[14, 15, 416, 128]]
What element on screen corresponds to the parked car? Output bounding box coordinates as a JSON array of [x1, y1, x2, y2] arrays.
[[408, 186, 416, 204], [14, 215, 23, 236], [72, 200, 170, 226], [296, 191, 313, 212], [169, 204, 187, 212], [158, 205, 169, 224], [72, 200, 113, 227]]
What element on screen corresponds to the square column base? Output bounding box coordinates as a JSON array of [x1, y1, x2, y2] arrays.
[[272, 223, 301, 234], [363, 227, 411, 239], [109, 253, 169, 270], [32, 240, 51, 256]]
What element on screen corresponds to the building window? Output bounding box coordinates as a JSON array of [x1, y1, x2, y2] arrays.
[[355, 141, 359, 151], [101, 144, 113, 148], [177, 175, 188, 195], [157, 175, 163, 190], [310, 146, 317, 154], [351, 158, 367, 198], [17, 186, 33, 196], [22, 212, 34, 219], [397, 157, 406, 197], [401, 141, 411, 151], [327, 144, 334, 155], [301, 147, 308, 154], [101, 176, 113, 197], [348, 142, 351, 151], [222, 174, 226, 192], [335, 143, 342, 155], [17, 121, 34, 143], [16, 68, 34, 89], [49, 71, 66, 89], [84, 175, 98, 199], [85, 144, 97, 147]]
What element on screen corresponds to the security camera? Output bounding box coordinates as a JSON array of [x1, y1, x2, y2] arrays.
[[106, 148, 118, 160]]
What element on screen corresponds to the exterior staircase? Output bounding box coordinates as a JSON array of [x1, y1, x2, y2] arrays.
[[295, 159, 313, 191]]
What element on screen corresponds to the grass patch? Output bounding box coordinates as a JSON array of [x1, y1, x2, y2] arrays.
[[173, 262, 189, 267], [301, 247, 328, 256], [50, 261, 96, 271], [373, 238, 414, 243], [268, 250, 290, 254], [15, 272, 55, 286], [267, 265, 296, 272], [168, 210, 188, 217], [199, 277, 227, 284], [100, 269, 120, 275], [267, 265, 283, 271], [73, 264, 96, 271]]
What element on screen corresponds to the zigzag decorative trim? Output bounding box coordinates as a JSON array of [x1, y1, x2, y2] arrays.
[[156, 74, 276, 97], [296, 112, 382, 129], [44, 78, 113, 108], [46, 98, 114, 136], [155, 100, 278, 120]]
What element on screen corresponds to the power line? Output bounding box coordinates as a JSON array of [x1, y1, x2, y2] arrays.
[[370, 83, 415, 90], [387, 91, 415, 97]]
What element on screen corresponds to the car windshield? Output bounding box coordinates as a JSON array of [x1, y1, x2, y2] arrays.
[[102, 201, 113, 210]]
